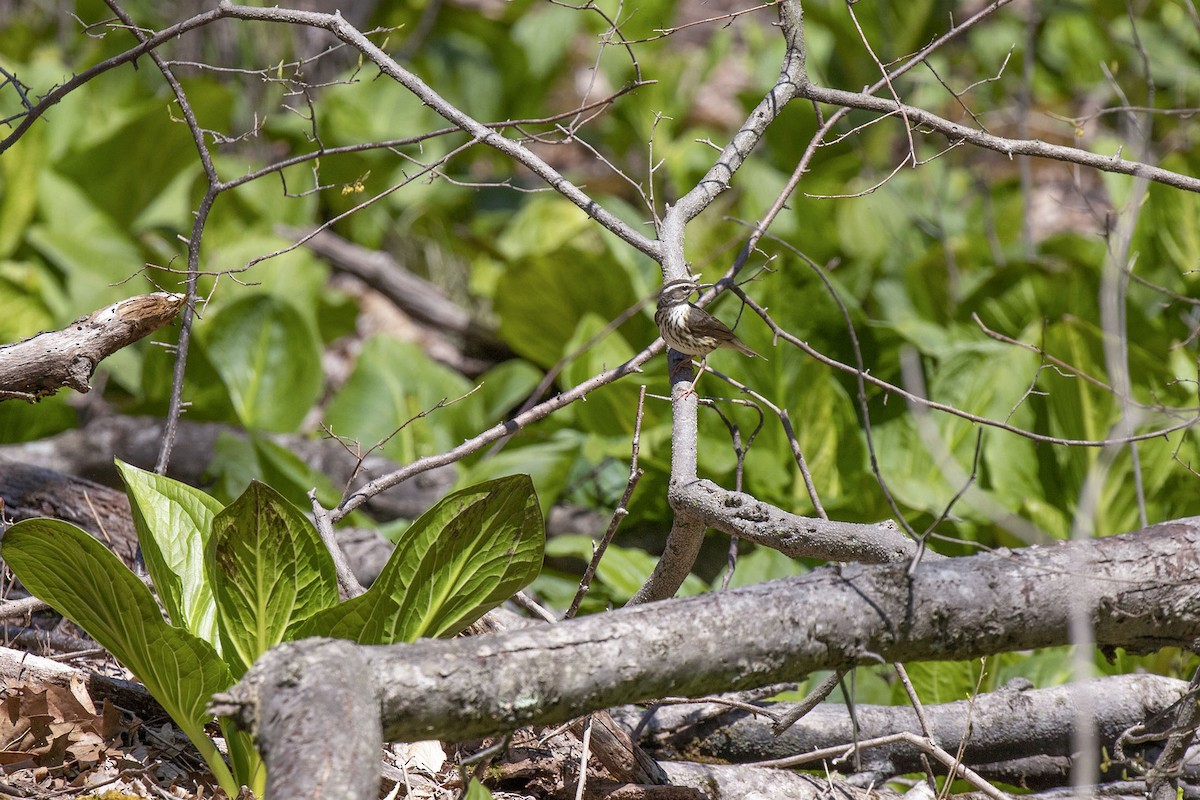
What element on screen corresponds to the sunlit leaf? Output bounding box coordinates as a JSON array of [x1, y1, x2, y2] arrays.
[[199, 295, 323, 432], [116, 460, 224, 645], [208, 481, 339, 676], [301, 475, 543, 643], [0, 520, 237, 790]]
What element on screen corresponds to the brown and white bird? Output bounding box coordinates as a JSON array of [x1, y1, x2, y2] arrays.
[[654, 279, 762, 362]]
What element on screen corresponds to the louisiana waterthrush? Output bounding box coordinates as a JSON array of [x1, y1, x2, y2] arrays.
[[655, 279, 762, 365]]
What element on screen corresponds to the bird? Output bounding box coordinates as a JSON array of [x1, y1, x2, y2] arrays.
[[654, 279, 761, 383]]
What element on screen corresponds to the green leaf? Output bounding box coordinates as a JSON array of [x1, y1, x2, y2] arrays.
[[27, 172, 145, 319], [511, 6, 581, 80], [463, 779, 494, 800], [205, 432, 342, 509], [493, 235, 640, 368], [0, 261, 57, 343], [455, 433, 582, 517], [116, 460, 224, 646], [323, 335, 476, 463], [55, 88, 228, 232], [897, 660, 982, 705], [0, 519, 238, 793], [0, 129, 41, 258], [199, 295, 323, 432], [302, 475, 544, 643], [718, 547, 807, 588], [473, 359, 543, 423], [208, 481, 339, 676], [561, 313, 641, 438], [0, 392, 75, 443]]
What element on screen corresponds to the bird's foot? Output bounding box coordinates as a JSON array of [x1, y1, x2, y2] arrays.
[[673, 360, 706, 399]]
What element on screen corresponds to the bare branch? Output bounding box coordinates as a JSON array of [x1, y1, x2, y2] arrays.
[[671, 480, 914, 564], [215, 518, 1200, 753], [797, 83, 1200, 194], [0, 293, 182, 401], [217, 1, 661, 261]]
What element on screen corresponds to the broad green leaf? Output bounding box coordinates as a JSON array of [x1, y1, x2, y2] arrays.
[[208, 481, 339, 676], [195, 228, 328, 329], [208, 432, 264, 505], [324, 335, 476, 464], [132, 161, 204, 236], [0, 262, 56, 343], [454, 434, 581, 516], [55, 87, 228, 232], [0, 392, 75, 442], [836, 183, 918, 265], [27, 172, 145, 318], [199, 295, 323, 432], [561, 313, 641, 439], [511, 6, 580, 80], [205, 432, 341, 509], [220, 719, 266, 798], [137, 327, 238, 422], [0, 128, 41, 258], [301, 475, 544, 644], [0, 519, 237, 792], [473, 359, 543, 424], [494, 240, 640, 368], [116, 461, 224, 645], [718, 547, 807, 588]]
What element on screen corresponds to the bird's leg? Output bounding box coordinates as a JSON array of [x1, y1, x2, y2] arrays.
[[681, 357, 707, 398]]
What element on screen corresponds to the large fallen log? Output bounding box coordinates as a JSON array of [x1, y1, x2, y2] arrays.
[[212, 516, 1200, 797]]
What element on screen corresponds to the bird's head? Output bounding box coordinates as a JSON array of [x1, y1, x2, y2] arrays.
[[657, 279, 698, 310]]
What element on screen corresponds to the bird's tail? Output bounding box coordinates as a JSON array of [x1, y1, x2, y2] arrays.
[[728, 341, 763, 359]]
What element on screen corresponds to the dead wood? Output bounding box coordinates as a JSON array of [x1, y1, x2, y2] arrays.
[[0, 645, 161, 721], [626, 674, 1190, 780], [213, 516, 1200, 795], [677, 479, 916, 562], [207, 638, 380, 800], [0, 463, 140, 568], [660, 761, 879, 799], [0, 293, 183, 402]]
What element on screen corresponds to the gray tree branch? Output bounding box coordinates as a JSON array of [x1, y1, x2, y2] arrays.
[[213, 517, 1200, 792], [677, 479, 914, 563], [0, 293, 182, 402], [634, 0, 811, 605], [795, 84, 1200, 194], [629, 674, 1190, 779]]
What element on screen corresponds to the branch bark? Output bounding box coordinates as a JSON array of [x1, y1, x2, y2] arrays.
[[221, 639, 380, 800], [214, 516, 1200, 789], [630, 674, 1191, 778], [676, 479, 914, 563], [637, 0, 811, 604], [0, 293, 182, 401], [795, 83, 1200, 195]]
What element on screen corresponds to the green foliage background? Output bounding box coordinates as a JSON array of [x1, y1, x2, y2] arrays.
[[2, 0, 1199, 702]]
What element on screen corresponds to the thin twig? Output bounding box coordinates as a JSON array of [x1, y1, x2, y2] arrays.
[[749, 730, 1009, 800], [566, 386, 647, 619], [773, 670, 845, 734], [574, 715, 593, 800], [309, 490, 364, 599]]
